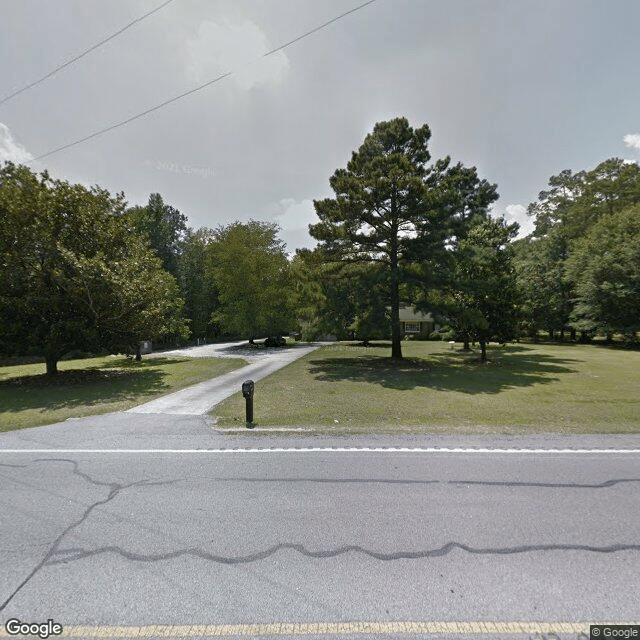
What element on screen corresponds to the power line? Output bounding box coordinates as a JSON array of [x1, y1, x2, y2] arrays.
[[31, 0, 377, 163], [262, 0, 376, 57], [0, 0, 177, 107]]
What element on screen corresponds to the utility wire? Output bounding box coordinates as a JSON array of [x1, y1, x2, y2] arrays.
[[0, 0, 177, 107], [31, 0, 377, 163]]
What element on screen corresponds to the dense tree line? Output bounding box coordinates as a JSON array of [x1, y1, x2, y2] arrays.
[[0, 164, 294, 373], [298, 119, 639, 354], [515, 158, 640, 343], [0, 164, 188, 374], [122, 200, 295, 344], [3, 118, 638, 375]]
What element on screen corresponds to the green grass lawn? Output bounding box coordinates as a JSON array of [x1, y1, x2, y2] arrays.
[[212, 341, 640, 435], [0, 355, 246, 432]]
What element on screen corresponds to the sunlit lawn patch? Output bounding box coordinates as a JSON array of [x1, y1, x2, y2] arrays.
[[212, 341, 640, 435], [0, 355, 246, 432]]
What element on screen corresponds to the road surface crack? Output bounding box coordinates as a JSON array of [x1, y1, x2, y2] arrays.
[[0, 459, 170, 612], [200, 476, 640, 489], [46, 540, 640, 568]]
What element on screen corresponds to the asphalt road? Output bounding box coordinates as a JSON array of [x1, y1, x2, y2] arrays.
[[1, 418, 639, 639]]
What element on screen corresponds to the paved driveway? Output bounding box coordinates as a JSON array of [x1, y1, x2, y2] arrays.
[[156, 340, 301, 362], [127, 342, 320, 415]]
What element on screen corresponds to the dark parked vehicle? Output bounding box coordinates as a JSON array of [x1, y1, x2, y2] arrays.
[[264, 336, 286, 347]]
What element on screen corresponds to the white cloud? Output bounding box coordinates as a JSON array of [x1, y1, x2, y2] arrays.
[[185, 19, 289, 91], [273, 198, 317, 228], [0, 123, 32, 164], [493, 203, 534, 239], [623, 133, 640, 152], [269, 198, 318, 252]]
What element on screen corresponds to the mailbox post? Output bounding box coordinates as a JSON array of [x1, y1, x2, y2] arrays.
[[241, 379, 255, 428]]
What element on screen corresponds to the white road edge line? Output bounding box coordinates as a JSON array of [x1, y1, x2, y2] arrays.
[[0, 447, 640, 454]]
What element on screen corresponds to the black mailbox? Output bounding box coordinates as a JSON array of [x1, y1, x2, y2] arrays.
[[242, 379, 255, 427], [242, 380, 254, 399]]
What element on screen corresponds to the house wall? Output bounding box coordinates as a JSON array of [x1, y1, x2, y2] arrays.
[[401, 321, 433, 338]]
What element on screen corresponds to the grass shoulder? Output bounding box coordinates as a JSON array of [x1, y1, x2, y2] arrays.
[[212, 341, 640, 435], [0, 355, 246, 432]]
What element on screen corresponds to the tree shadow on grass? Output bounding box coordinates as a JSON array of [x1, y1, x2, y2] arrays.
[[97, 356, 193, 369], [349, 341, 393, 349], [307, 346, 581, 394], [215, 343, 300, 358], [0, 367, 170, 412]]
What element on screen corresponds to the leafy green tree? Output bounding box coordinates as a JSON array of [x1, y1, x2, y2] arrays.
[[0, 163, 189, 374], [208, 221, 294, 342], [513, 232, 573, 341], [518, 158, 640, 340], [291, 249, 388, 342], [347, 263, 390, 345], [290, 249, 323, 340], [523, 167, 585, 339], [529, 160, 640, 239], [527, 168, 586, 237], [448, 217, 520, 361], [177, 228, 220, 341], [290, 248, 350, 340], [310, 117, 498, 359], [566, 204, 640, 341], [126, 193, 189, 277]]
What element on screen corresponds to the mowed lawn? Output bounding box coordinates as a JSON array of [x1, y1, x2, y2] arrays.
[[213, 341, 640, 434], [0, 355, 246, 432]]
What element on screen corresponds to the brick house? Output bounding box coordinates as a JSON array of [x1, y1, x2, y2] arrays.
[[398, 306, 435, 338]]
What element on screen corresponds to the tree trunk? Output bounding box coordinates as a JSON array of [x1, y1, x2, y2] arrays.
[[389, 210, 402, 360], [479, 339, 487, 362], [463, 335, 471, 350], [570, 328, 576, 341], [45, 355, 58, 376], [390, 296, 402, 359], [549, 328, 554, 341], [135, 344, 142, 361], [559, 327, 565, 342]]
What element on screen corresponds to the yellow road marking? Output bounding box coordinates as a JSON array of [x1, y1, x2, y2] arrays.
[[2, 621, 639, 637]]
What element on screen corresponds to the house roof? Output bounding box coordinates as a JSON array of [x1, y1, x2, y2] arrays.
[[398, 306, 433, 322]]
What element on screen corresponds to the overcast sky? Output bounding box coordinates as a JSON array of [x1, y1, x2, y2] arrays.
[[1, 0, 639, 252]]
